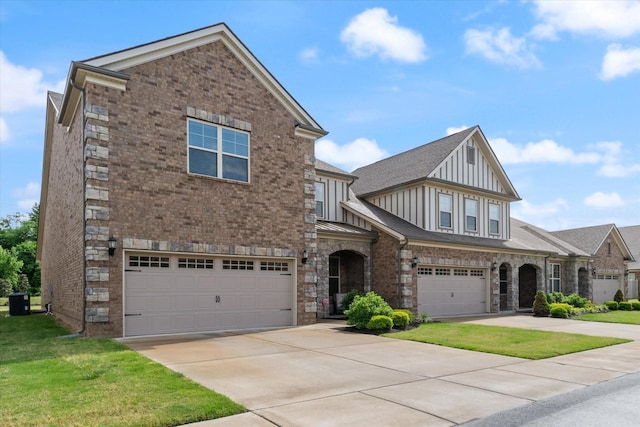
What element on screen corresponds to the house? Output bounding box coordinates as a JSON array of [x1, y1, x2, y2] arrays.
[[619, 225, 640, 298], [551, 225, 634, 303], [37, 23, 617, 339], [37, 23, 327, 337]]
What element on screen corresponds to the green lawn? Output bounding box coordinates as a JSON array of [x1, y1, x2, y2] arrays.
[[384, 322, 629, 359], [576, 310, 640, 325], [0, 312, 245, 427]]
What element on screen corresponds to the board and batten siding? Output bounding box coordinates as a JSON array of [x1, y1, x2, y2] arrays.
[[316, 175, 350, 222], [431, 139, 505, 193], [344, 210, 373, 230], [368, 185, 510, 239]]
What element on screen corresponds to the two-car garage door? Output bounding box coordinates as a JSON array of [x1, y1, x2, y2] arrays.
[[417, 266, 488, 317], [124, 253, 294, 337]]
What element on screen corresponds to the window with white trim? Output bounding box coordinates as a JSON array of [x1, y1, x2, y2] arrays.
[[465, 199, 478, 232], [315, 182, 325, 219], [222, 259, 254, 270], [187, 119, 249, 182], [439, 193, 452, 228], [178, 257, 214, 269], [489, 203, 500, 235], [467, 146, 476, 165], [550, 263, 561, 292], [129, 255, 170, 268]]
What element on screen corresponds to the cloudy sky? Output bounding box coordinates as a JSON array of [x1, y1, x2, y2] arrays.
[[1, 0, 639, 230]]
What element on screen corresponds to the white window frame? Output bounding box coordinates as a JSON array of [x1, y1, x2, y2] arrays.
[[489, 203, 500, 235], [315, 181, 325, 219], [550, 263, 561, 293], [467, 146, 476, 165], [187, 118, 250, 182], [438, 193, 452, 229], [465, 198, 478, 232]]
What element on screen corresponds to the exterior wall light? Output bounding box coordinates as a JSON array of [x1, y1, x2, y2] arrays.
[[411, 257, 418, 268], [108, 236, 117, 257], [301, 249, 308, 265], [592, 268, 597, 278], [491, 261, 497, 272]]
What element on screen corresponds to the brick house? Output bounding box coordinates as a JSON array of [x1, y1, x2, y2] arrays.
[[619, 225, 640, 299], [552, 225, 634, 303], [38, 23, 631, 338]]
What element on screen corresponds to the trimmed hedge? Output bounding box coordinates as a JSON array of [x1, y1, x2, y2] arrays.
[[345, 291, 393, 329], [366, 315, 393, 331], [533, 291, 550, 316], [550, 305, 569, 318], [618, 301, 632, 311], [604, 300, 619, 310]]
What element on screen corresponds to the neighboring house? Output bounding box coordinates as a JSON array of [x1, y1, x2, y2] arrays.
[[37, 24, 327, 337], [37, 23, 620, 339], [618, 226, 640, 299], [552, 225, 634, 303]]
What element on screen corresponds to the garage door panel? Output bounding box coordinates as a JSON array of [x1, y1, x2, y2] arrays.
[[418, 267, 487, 317], [124, 254, 293, 337], [593, 279, 620, 305]]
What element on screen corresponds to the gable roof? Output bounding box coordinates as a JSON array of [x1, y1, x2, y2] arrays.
[[618, 225, 640, 269], [315, 159, 356, 180], [551, 224, 634, 259], [57, 23, 326, 138], [350, 126, 519, 200]]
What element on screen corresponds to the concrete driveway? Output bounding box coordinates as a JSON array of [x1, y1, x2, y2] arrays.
[[123, 315, 640, 426]]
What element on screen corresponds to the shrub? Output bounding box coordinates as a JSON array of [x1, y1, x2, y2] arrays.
[[366, 315, 393, 331], [565, 293, 589, 308], [395, 309, 414, 323], [340, 289, 362, 311], [604, 300, 618, 310], [614, 289, 624, 303], [546, 292, 564, 304], [391, 310, 410, 329], [550, 305, 569, 318], [630, 300, 640, 311], [533, 291, 550, 316], [345, 291, 393, 329], [618, 301, 632, 311]]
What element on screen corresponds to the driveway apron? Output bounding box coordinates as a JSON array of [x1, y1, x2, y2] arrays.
[[124, 316, 640, 426]]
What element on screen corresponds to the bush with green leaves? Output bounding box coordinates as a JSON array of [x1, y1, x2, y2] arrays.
[[340, 289, 362, 311], [564, 293, 589, 308], [533, 291, 550, 316], [345, 291, 393, 329], [550, 304, 570, 318], [366, 315, 393, 331], [604, 300, 618, 310], [614, 289, 624, 303], [629, 299, 640, 310], [391, 310, 410, 329], [545, 292, 564, 304], [618, 301, 632, 311]]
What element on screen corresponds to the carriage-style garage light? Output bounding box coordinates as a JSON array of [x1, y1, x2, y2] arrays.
[[592, 268, 597, 277], [491, 261, 497, 272], [411, 257, 418, 268], [108, 237, 117, 257], [301, 249, 308, 265]]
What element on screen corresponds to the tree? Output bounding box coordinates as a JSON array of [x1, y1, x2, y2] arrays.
[[0, 204, 40, 294], [0, 246, 23, 296]]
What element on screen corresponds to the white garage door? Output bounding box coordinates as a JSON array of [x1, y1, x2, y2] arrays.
[[417, 267, 488, 317], [124, 253, 294, 337], [593, 275, 621, 304]]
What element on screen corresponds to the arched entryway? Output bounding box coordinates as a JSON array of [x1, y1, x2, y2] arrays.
[[328, 250, 365, 314], [518, 264, 538, 310], [578, 267, 590, 299]]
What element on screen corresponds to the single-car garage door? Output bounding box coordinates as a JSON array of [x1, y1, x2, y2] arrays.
[[417, 266, 488, 317], [124, 253, 294, 337], [592, 275, 621, 304]]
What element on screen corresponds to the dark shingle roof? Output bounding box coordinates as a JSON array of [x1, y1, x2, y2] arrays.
[[315, 159, 355, 178], [550, 224, 616, 255], [619, 225, 640, 269], [315, 221, 378, 239], [48, 91, 63, 111], [350, 126, 478, 196]]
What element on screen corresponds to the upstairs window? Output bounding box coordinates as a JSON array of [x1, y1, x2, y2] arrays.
[[315, 182, 325, 218], [465, 198, 477, 232], [438, 193, 452, 228], [467, 146, 476, 165], [489, 203, 500, 235], [188, 119, 249, 182]]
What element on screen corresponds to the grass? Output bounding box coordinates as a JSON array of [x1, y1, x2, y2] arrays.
[[384, 322, 630, 359], [576, 310, 640, 325], [0, 312, 245, 427]]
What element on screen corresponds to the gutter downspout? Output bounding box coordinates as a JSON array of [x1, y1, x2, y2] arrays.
[[70, 77, 87, 336]]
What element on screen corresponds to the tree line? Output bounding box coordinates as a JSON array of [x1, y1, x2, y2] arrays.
[[0, 204, 40, 297]]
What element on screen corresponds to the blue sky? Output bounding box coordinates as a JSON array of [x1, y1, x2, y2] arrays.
[[1, 0, 639, 231]]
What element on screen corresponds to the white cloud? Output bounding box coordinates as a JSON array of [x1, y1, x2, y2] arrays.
[[446, 125, 469, 136], [315, 137, 388, 171], [584, 192, 624, 208], [341, 8, 427, 63], [490, 137, 600, 165], [300, 47, 319, 64], [12, 182, 41, 210], [590, 141, 640, 177], [599, 44, 640, 80], [0, 51, 50, 113], [512, 198, 570, 220], [531, 0, 640, 40], [464, 27, 541, 69], [0, 117, 9, 143]]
